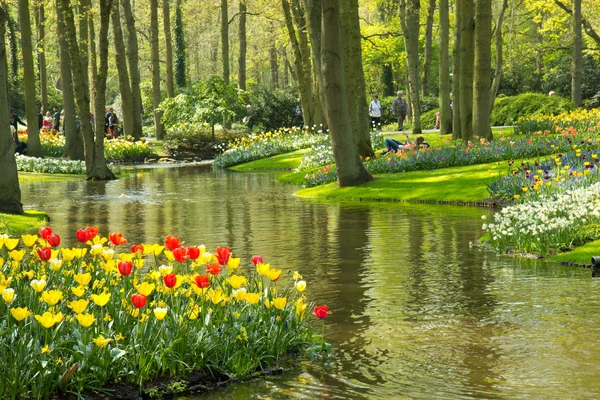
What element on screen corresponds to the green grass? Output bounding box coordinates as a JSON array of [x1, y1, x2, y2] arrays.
[[19, 172, 83, 182], [550, 240, 600, 266], [0, 210, 48, 235], [382, 127, 514, 148], [230, 149, 308, 171]]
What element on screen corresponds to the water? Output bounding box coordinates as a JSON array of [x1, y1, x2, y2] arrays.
[[20, 166, 600, 399]]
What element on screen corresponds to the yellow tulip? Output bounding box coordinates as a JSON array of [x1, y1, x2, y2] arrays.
[[232, 288, 247, 301], [135, 282, 155, 296], [201, 252, 213, 263], [3, 238, 19, 251], [60, 248, 76, 262], [74, 273, 92, 286], [256, 263, 270, 276], [90, 292, 111, 307], [35, 311, 62, 328], [208, 289, 225, 305], [90, 244, 103, 256], [68, 299, 89, 314], [134, 259, 145, 269], [41, 345, 50, 354], [164, 250, 175, 262], [264, 299, 272, 309], [101, 249, 115, 261], [118, 253, 135, 262], [41, 290, 64, 306], [188, 305, 201, 320], [11, 307, 32, 322], [150, 244, 164, 256], [2, 288, 15, 303], [0, 257, 4, 267], [30, 279, 47, 293], [71, 286, 86, 297], [21, 234, 38, 247], [74, 248, 87, 259], [92, 335, 113, 348], [295, 298, 307, 315], [273, 297, 287, 310], [153, 307, 168, 320], [8, 250, 26, 262], [244, 293, 261, 305], [158, 265, 173, 275], [49, 258, 63, 272], [227, 275, 247, 289], [295, 280, 306, 292], [265, 268, 281, 282], [75, 313, 96, 328]]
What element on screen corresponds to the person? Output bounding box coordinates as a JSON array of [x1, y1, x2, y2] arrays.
[[368, 95, 382, 131], [42, 111, 53, 130], [391, 90, 408, 131], [108, 110, 119, 138], [37, 109, 43, 130], [53, 106, 61, 131], [294, 103, 303, 126], [381, 134, 430, 155], [11, 123, 27, 155], [10, 110, 26, 133]]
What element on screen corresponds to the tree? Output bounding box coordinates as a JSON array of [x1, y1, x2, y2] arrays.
[[490, 0, 508, 113], [458, 0, 474, 140], [78, 0, 90, 99], [150, 0, 166, 139], [572, 0, 582, 106], [301, 0, 325, 126], [399, 0, 421, 134], [320, 0, 371, 187], [112, 0, 134, 138], [0, 4, 23, 215], [121, 0, 143, 139], [163, 0, 175, 97], [221, 0, 229, 84], [174, 0, 186, 88], [36, 0, 48, 113], [238, 0, 247, 90], [18, 0, 42, 156], [473, 0, 491, 140], [438, 0, 451, 135], [451, 0, 461, 139], [422, 0, 436, 96]]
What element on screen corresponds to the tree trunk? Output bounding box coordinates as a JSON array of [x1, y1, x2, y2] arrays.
[[37, 1, 48, 113], [341, 0, 372, 156], [399, 0, 421, 134], [438, 0, 451, 135], [162, 0, 174, 97], [57, 0, 83, 160], [490, 0, 508, 114], [291, 0, 315, 127], [150, 0, 166, 139], [320, 0, 371, 187], [382, 64, 394, 97], [121, 0, 143, 139], [78, 0, 90, 98], [174, 0, 186, 88], [473, 0, 491, 140], [112, 1, 134, 138], [270, 40, 279, 90], [221, 0, 229, 84], [18, 0, 42, 156], [88, 5, 97, 112], [459, 0, 474, 140], [302, 0, 324, 126], [422, 0, 435, 97], [451, 0, 461, 139], [238, 0, 246, 90], [0, 6, 23, 215], [60, 0, 114, 180], [571, 0, 582, 106]]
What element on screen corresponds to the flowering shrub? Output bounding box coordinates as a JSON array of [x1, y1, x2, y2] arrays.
[[0, 228, 321, 398]]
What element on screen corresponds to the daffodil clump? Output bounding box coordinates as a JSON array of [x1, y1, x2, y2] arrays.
[[0, 228, 314, 398]]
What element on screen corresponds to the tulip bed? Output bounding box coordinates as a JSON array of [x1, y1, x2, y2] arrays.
[[515, 108, 600, 136], [0, 228, 325, 398]]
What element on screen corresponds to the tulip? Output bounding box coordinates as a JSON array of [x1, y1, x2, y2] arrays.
[[92, 335, 113, 348], [265, 268, 281, 282], [251, 255, 263, 266], [295, 280, 306, 292], [193, 275, 210, 289], [10, 307, 32, 322], [231, 288, 247, 301], [244, 293, 261, 305], [186, 246, 200, 260], [163, 273, 177, 288], [40, 227, 53, 240], [68, 299, 89, 314], [3, 238, 19, 251], [109, 233, 128, 246], [35, 311, 63, 328], [295, 298, 307, 315], [206, 262, 222, 275], [8, 249, 26, 261], [208, 289, 225, 305], [37, 247, 52, 261], [2, 288, 15, 303], [158, 265, 173, 276], [30, 279, 47, 293], [118, 261, 133, 276], [172, 247, 189, 263], [71, 286, 86, 297], [135, 282, 155, 296], [21, 234, 38, 247], [49, 258, 63, 272], [74, 272, 92, 286], [90, 292, 111, 307], [227, 275, 247, 289], [131, 244, 144, 254], [47, 234, 61, 248], [153, 307, 168, 320], [41, 290, 64, 306], [85, 226, 99, 239], [164, 235, 181, 251], [131, 293, 147, 308], [75, 313, 96, 328], [312, 305, 332, 319], [273, 297, 287, 310], [76, 229, 90, 243], [215, 246, 231, 265]]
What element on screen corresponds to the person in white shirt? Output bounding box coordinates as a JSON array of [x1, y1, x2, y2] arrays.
[[368, 95, 382, 131]]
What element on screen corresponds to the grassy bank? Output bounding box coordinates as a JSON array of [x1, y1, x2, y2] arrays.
[[550, 240, 600, 266], [0, 210, 48, 235], [230, 149, 308, 171], [19, 172, 83, 182]]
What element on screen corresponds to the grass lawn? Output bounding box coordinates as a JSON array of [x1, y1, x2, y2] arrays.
[[550, 241, 600, 266], [0, 210, 48, 235], [230, 149, 309, 171], [19, 172, 83, 182]]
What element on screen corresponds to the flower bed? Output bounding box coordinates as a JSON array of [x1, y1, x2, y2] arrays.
[[515, 108, 600, 136], [0, 228, 325, 398], [15, 154, 122, 175]]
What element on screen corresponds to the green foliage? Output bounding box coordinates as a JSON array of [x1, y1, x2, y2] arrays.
[[490, 93, 576, 126], [162, 124, 248, 157], [420, 109, 438, 129], [174, 2, 187, 88], [246, 86, 298, 130]]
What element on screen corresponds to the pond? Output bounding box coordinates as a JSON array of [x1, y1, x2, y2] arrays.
[[20, 166, 600, 399]]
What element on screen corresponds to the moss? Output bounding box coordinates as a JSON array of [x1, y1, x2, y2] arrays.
[[0, 210, 48, 235]]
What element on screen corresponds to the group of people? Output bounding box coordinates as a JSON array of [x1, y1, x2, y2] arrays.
[[369, 90, 409, 132]]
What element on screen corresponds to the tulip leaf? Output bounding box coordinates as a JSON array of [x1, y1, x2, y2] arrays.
[[110, 348, 127, 361]]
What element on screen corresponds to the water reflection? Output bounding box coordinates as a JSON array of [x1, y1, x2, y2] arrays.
[[19, 167, 600, 399]]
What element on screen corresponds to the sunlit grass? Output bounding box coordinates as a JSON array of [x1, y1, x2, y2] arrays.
[[230, 149, 309, 171], [0, 210, 48, 235]]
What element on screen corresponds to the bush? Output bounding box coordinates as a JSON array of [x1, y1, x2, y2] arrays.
[[162, 124, 225, 158], [420, 109, 438, 129], [246, 86, 298, 130], [420, 95, 439, 113], [490, 93, 576, 126]]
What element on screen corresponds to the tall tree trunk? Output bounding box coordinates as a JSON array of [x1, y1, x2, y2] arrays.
[[162, 0, 174, 97], [238, 0, 246, 90], [78, 0, 90, 98], [174, 0, 186, 88], [60, 0, 114, 180], [291, 0, 314, 126], [302, 0, 324, 126], [57, 0, 83, 160], [320, 0, 371, 187], [473, 0, 491, 140], [451, 0, 461, 139], [459, 0, 474, 140], [121, 0, 143, 139], [0, 6, 23, 215], [7, 16, 17, 80], [37, 1, 48, 113], [571, 0, 582, 106], [88, 5, 98, 113], [341, 0, 372, 156], [490, 0, 508, 114], [438, 0, 451, 135], [18, 0, 42, 156], [270, 40, 279, 90], [399, 0, 421, 134], [422, 0, 435, 97], [150, 0, 165, 139], [112, 1, 134, 138], [221, 0, 229, 84]]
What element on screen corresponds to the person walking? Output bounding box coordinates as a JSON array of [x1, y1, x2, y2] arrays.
[[52, 106, 61, 131], [368, 95, 382, 131], [391, 90, 408, 131], [10, 110, 26, 132]]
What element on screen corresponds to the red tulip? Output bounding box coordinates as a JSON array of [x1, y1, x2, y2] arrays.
[[118, 261, 133, 276], [193, 275, 210, 289], [85, 226, 99, 239], [206, 262, 222, 275], [109, 233, 128, 246], [164, 235, 181, 251], [252, 255, 263, 266], [186, 246, 200, 260], [163, 273, 177, 288], [312, 305, 332, 320], [172, 247, 189, 263], [37, 247, 52, 261], [131, 244, 144, 254], [131, 293, 146, 308], [47, 234, 61, 248], [40, 227, 53, 240], [215, 247, 231, 265], [76, 229, 90, 243]]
